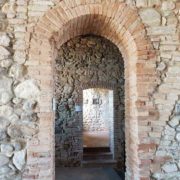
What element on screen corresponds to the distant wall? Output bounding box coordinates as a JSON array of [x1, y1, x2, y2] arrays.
[[83, 88, 113, 132]]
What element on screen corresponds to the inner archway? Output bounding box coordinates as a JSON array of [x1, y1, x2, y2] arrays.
[[54, 35, 125, 172], [83, 88, 113, 148]]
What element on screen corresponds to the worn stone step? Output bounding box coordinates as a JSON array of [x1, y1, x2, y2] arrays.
[[82, 159, 117, 168], [83, 152, 113, 160], [83, 147, 110, 153]]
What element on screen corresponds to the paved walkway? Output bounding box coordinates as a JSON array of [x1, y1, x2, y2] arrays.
[[56, 167, 122, 180]]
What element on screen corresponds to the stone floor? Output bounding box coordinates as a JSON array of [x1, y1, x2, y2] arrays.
[[83, 131, 109, 147], [55, 167, 122, 180]]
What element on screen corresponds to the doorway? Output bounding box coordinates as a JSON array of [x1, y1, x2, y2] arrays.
[[83, 88, 113, 148], [82, 88, 115, 167]]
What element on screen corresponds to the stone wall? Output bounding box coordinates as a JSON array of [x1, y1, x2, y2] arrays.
[[0, 0, 179, 179], [0, 0, 40, 179], [54, 35, 124, 167], [83, 88, 113, 132], [137, 1, 180, 179]]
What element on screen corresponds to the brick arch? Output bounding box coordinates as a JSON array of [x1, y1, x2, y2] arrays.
[[27, 1, 158, 180]]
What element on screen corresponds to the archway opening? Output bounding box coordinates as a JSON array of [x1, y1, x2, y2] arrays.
[[54, 35, 125, 178]]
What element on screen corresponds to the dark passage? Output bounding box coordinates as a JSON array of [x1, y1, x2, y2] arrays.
[[55, 167, 124, 180]]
